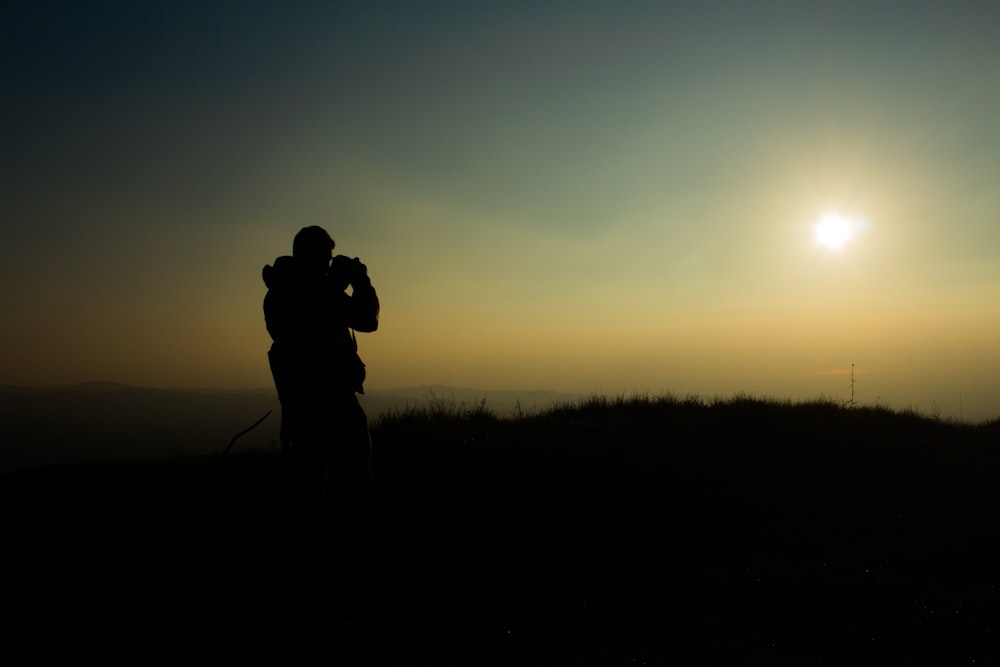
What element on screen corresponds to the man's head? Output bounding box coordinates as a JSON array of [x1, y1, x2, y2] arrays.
[[292, 226, 335, 271]]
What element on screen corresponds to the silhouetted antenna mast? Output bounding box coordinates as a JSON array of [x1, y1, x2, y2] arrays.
[[848, 363, 856, 408]]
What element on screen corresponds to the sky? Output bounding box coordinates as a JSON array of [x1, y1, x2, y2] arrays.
[[2, 0, 999, 421]]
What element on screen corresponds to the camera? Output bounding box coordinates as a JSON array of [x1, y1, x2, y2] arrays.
[[328, 254, 362, 290]]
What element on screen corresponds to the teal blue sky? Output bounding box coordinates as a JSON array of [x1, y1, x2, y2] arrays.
[[2, 1, 999, 420]]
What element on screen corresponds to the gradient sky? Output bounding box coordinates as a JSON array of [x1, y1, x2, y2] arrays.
[[3, 1, 999, 420]]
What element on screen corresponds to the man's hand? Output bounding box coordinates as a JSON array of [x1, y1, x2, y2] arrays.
[[352, 257, 369, 280]]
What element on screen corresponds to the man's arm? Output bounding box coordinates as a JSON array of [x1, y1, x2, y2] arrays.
[[348, 264, 379, 333]]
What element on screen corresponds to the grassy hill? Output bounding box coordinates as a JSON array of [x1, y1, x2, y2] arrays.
[[2, 394, 999, 663]]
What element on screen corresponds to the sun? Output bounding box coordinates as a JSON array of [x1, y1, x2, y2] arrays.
[[814, 213, 854, 250]]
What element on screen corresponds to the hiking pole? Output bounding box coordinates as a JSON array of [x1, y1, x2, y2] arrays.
[[223, 409, 272, 456]]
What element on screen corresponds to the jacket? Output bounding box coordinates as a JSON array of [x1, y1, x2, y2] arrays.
[[262, 255, 379, 395]]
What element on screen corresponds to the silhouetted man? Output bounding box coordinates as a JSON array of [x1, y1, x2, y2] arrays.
[[262, 225, 379, 582]]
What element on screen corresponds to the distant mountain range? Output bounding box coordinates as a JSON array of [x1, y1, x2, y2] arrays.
[[0, 381, 275, 394], [0, 382, 583, 474]]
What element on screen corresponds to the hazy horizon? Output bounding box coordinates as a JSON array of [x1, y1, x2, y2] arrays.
[[3, 2, 999, 422], [2, 377, 993, 426]]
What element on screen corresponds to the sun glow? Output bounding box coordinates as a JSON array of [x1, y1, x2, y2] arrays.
[[815, 213, 855, 250]]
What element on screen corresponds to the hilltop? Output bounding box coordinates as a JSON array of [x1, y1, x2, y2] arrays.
[[2, 394, 999, 663]]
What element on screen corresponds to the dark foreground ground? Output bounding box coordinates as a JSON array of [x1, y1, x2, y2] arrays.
[[3, 396, 1000, 664]]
